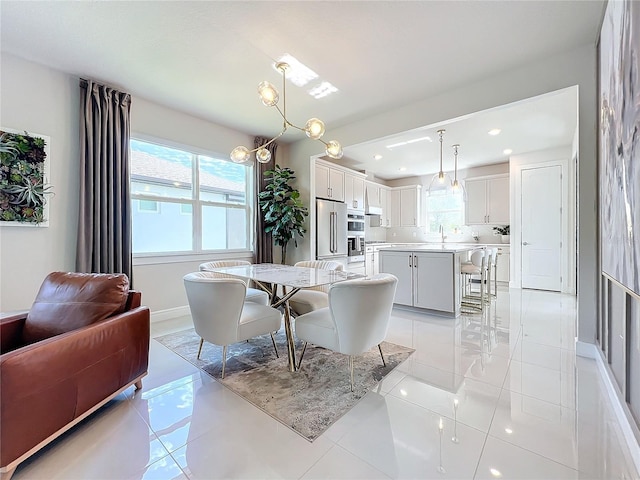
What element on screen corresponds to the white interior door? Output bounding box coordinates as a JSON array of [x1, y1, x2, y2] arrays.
[[521, 165, 562, 291]]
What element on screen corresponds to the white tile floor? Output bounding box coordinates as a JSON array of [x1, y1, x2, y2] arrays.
[[12, 288, 640, 479]]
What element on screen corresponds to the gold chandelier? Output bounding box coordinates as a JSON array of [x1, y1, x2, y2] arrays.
[[230, 62, 343, 164]]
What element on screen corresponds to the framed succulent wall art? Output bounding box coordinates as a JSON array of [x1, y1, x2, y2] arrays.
[[0, 128, 52, 227]]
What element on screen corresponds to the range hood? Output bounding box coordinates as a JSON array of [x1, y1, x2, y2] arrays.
[[364, 189, 383, 216]]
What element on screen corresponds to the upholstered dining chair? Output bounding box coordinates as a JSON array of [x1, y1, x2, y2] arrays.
[[199, 260, 269, 305], [294, 273, 398, 391], [183, 272, 282, 378], [288, 260, 344, 316]]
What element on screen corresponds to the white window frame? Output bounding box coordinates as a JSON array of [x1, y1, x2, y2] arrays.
[[425, 189, 465, 233], [130, 135, 254, 261]]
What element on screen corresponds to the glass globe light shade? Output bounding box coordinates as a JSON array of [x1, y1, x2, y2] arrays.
[[305, 118, 325, 140], [256, 147, 272, 164], [230, 146, 251, 164], [325, 140, 343, 159], [258, 81, 279, 107]]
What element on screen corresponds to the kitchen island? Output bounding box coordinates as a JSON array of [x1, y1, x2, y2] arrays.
[[379, 245, 475, 316]]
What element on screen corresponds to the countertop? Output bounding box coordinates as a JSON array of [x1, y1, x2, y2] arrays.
[[366, 242, 510, 250], [380, 244, 476, 253]]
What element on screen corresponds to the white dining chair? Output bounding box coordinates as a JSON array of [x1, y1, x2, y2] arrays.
[[287, 260, 344, 316], [183, 272, 282, 378], [294, 273, 398, 391], [199, 260, 269, 305]]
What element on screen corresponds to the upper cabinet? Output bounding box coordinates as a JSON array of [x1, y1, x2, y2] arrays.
[[390, 185, 422, 227], [315, 160, 345, 202], [464, 174, 509, 225], [345, 172, 366, 210]]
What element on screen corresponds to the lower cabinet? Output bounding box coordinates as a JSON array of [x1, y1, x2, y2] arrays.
[[495, 246, 510, 283], [365, 249, 380, 276], [379, 250, 461, 314], [347, 262, 366, 276]]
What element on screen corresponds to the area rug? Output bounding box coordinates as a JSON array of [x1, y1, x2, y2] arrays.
[[155, 327, 414, 441]]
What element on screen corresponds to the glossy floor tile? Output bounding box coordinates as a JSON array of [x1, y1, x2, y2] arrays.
[[11, 288, 639, 480]]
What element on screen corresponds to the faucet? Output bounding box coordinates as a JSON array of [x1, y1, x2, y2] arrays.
[[439, 224, 446, 243]]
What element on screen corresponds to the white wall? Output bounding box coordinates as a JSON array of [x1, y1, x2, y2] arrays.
[[0, 54, 79, 311], [287, 44, 598, 344], [0, 53, 290, 316]]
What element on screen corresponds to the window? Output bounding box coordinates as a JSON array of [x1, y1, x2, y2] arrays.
[[130, 139, 252, 255], [425, 189, 464, 233]]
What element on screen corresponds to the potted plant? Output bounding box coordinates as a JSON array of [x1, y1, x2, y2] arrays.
[[258, 165, 309, 264], [493, 225, 510, 244]]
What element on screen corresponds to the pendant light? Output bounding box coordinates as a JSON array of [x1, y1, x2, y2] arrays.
[[451, 144, 467, 200], [427, 129, 453, 196]]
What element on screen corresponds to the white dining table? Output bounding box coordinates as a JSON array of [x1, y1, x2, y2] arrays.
[[208, 263, 355, 372]]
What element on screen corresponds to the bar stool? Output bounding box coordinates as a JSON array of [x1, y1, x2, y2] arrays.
[[461, 249, 486, 313], [487, 247, 499, 299]]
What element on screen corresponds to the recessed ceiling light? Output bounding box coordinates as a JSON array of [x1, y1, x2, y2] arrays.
[[399, 167, 407, 172], [489, 468, 502, 478], [373, 154, 383, 160], [488, 128, 501, 136], [275, 54, 318, 87], [400, 389, 408, 396], [503, 149, 513, 155], [504, 428, 513, 434]]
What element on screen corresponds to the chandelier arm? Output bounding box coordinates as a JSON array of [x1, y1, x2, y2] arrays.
[[246, 128, 287, 154]]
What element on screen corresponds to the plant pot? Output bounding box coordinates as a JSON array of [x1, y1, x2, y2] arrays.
[[501, 235, 511, 244]]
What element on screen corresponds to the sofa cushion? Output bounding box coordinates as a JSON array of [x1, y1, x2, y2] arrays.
[[21, 272, 129, 344]]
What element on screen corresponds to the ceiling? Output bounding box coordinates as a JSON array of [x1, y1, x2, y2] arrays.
[[1, 1, 601, 178]]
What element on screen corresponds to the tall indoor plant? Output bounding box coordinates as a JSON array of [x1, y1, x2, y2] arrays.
[[258, 165, 308, 264]]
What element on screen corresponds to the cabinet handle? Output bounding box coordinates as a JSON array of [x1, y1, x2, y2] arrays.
[[355, 200, 358, 208], [409, 254, 412, 268], [414, 255, 417, 267]]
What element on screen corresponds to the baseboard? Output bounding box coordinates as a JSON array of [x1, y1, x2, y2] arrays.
[[575, 340, 598, 358], [594, 349, 640, 475], [151, 306, 190, 324]]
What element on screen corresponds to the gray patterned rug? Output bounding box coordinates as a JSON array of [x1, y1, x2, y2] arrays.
[[155, 327, 414, 441]]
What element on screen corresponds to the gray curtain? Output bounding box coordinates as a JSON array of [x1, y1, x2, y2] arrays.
[[254, 136, 277, 264], [76, 79, 133, 282]]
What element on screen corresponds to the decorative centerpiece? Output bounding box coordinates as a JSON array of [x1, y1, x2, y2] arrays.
[[493, 225, 510, 244], [0, 130, 53, 226]]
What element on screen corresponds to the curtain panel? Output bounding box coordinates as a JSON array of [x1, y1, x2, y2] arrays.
[[76, 79, 133, 282], [254, 136, 277, 264]]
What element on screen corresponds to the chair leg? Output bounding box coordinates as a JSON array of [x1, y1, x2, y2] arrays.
[[378, 344, 386, 367], [134, 380, 143, 391], [349, 355, 355, 392], [197, 337, 204, 359], [270, 332, 279, 358], [297, 341, 308, 370], [221, 345, 228, 379]]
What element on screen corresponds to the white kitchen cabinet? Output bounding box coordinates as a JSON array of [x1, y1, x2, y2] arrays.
[[495, 246, 510, 283], [379, 187, 390, 227], [315, 161, 345, 202], [347, 262, 366, 276], [413, 252, 456, 311], [345, 172, 366, 210], [464, 174, 509, 225], [365, 248, 380, 276], [379, 248, 465, 314], [389, 185, 422, 227], [379, 251, 413, 305]]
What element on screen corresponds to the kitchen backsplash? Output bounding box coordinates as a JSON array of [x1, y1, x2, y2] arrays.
[[365, 220, 507, 244]]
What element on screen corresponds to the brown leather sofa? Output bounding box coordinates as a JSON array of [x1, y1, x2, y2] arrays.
[[0, 272, 150, 480]]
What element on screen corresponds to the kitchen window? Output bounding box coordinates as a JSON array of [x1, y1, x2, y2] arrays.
[[425, 189, 464, 233], [130, 138, 252, 256]]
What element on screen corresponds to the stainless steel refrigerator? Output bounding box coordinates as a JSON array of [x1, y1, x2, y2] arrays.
[[316, 199, 348, 265]]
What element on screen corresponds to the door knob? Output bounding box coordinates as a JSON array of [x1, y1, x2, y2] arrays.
[[522, 242, 530, 245]]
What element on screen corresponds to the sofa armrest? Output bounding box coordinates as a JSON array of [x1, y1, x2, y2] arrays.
[[0, 306, 150, 468], [0, 311, 28, 353]]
